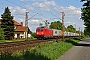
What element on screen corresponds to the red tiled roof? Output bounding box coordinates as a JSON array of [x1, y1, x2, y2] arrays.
[[14, 20, 27, 32], [14, 20, 22, 26], [15, 26, 26, 32], [0, 20, 28, 32]]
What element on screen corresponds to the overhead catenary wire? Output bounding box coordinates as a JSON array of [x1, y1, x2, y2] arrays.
[[28, 13, 38, 20], [0, 2, 9, 10], [50, 12, 62, 20], [17, 0, 62, 20], [5, 0, 25, 9], [4, 0, 35, 15], [4, 0, 62, 20], [4, 0, 43, 18]]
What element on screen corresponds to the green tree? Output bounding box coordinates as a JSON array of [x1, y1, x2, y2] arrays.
[[66, 25, 76, 32], [39, 23, 43, 27], [31, 32, 36, 38], [0, 28, 5, 40], [56, 21, 62, 30], [81, 0, 90, 36], [44, 20, 50, 28], [1, 7, 14, 40], [49, 22, 57, 29], [84, 28, 90, 37], [50, 21, 62, 30]]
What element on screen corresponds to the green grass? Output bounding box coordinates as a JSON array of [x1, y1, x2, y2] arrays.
[[0, 38, 37, 43], [0, 38, 83, 60], [32, 38, 81, 60]]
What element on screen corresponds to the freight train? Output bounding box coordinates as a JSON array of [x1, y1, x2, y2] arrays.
[[36, 27, 80, 40]]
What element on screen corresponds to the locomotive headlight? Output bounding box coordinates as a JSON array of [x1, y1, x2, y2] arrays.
[[42, 32, 43, 34], [37, 32, 38, 34]]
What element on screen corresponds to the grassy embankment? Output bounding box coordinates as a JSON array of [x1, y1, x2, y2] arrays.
[[0, 38, 83, 60]]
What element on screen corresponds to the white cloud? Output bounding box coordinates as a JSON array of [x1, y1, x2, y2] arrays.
[[65, 21, 84, 31], [8, 6, 13, 10], [10, 6, 27, 15], [67, 5, 76, 10], [14, 17, 24, 22], [31, 20, 39, 23], [54, 5, 81, 18], [65, 21, 74, 25], [25, 5, 34, 11], [9, 5, 33, 15], [32, 0, 56, 11], [44, 1, 56, 6], [31, 0, 47, 2], [20, 0, 27, 2], [32, 2, 40, 7]]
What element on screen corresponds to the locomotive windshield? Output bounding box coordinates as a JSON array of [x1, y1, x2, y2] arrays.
[[37, 29, 43, 32]]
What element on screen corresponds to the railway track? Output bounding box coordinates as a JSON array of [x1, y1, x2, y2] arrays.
[[0, 40, 52, 53], [0, 37, 79, 53]]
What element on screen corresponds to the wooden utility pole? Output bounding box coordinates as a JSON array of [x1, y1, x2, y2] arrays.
[[61, 12, 65, 41], [25, 12, 29, 39]]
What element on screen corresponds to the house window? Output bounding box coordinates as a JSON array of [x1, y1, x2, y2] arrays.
[[14, 26, 17, 29]]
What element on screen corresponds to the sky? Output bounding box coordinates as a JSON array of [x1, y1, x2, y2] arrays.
[[0, 0, 85, 32]]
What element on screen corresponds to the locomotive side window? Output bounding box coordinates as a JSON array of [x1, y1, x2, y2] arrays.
[[37, 29, 40, 32], [55, 31, 57, 34], [41, 29, 43, 31], [37, 28, 43, 32]]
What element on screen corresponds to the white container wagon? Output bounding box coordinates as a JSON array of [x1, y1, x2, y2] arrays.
[[52, 29, 62, 38]]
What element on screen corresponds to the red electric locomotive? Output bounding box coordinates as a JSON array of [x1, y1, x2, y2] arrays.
[[36, 27, 53, 40]]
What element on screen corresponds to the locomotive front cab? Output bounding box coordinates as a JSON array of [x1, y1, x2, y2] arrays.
[[36, 27, 45, 39], [36, 27, 53, 40], [36, 28, 44, 36]]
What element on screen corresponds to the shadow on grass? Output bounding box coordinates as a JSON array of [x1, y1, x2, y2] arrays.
[[76, 43, 90, 47], [0, 52, 19, 60], [75, 37, 90, 47], [65, 38, 90, 47], [73, 38, 81, 40], [64, 40, 78, 45], [22, 50, 49, 60], [64, 38, 81, 45], [0, 50, 50, 60]]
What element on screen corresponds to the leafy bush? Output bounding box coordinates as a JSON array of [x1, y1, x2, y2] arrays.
[[0, 28, 5, 40], [31, 32, 36, 38]]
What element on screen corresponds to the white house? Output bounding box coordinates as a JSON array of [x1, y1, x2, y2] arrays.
[[14, 20, 31, 39]]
